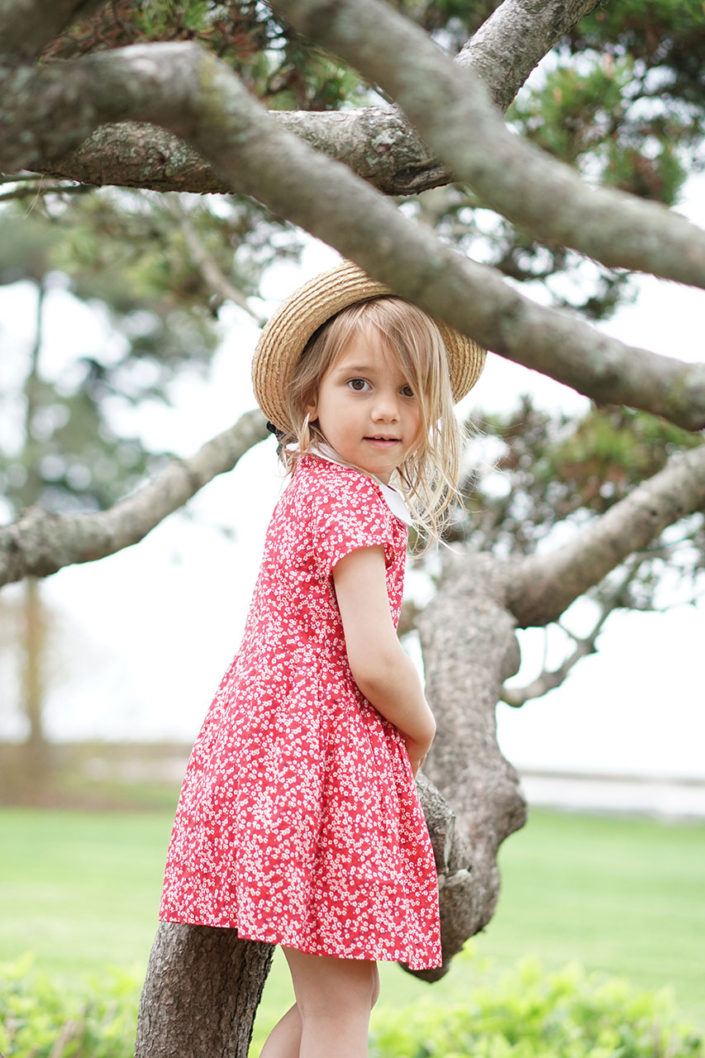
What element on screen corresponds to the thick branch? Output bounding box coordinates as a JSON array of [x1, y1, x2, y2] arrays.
[[274, 0, 705, 288], [0, 410, 268, 588], [3, 44, 705, 427], [33, 0, 597, 196], [458, 0, 600, 113], [508, 443, 705, 627], [43, 108, 441, 198], [0, 0, 107, 59]]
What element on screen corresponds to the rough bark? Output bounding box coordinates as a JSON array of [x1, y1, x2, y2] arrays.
[[36, 0, 599, 196], [457, 0, 599, 113], [273, 0, 705, 286], [5, 41, 705, 430], [134, 925, 274, 1058], [0, 409, 268, 588], [418, 550, 526, 974]]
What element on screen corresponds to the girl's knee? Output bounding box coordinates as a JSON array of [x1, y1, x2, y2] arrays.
[[284, 947, 378, 1018]]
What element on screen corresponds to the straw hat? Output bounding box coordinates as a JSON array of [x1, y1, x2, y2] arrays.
[[252, 260, 486, 432]]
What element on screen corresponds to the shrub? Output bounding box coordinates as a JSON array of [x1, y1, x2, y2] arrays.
[[0, 956, 139, 1058], [1, 954, 702, 1058], [371, 958, 704, 1058]]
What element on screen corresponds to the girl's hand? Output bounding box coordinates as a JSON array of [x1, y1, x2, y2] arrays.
[[403, 733, 434, 777]]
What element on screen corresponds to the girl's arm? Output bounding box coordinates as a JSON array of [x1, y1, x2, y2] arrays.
[[333, 545, 435, 775]]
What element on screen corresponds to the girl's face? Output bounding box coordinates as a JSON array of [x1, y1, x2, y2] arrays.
[[307, 329, 422, 484]]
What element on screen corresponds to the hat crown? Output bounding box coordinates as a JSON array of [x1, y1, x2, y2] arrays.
[[252, 261, 486, 432]]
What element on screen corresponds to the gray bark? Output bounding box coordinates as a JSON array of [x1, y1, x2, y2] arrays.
[[134, 925, 273, 1058], [418, 552, 526, 974], [0, 410, 268, 588], [36, 0, 599, 196], [273, 0, 705, 286], [458, 0, 600, 113], [4, 42, 705, 429]]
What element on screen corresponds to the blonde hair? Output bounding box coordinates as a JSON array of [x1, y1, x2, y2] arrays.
[[277, 297, 465, 547]]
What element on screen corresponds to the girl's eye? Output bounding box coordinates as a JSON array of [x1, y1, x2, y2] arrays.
[[348, 378, 370, 392], [401, 385, 415, 398]]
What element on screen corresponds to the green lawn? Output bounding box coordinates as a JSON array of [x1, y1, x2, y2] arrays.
[[1, 805, 703, 1050]]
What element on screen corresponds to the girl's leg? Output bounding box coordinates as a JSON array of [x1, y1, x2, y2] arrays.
[[259, 1003, 301, 1058], [282, 946, 379, 1058]]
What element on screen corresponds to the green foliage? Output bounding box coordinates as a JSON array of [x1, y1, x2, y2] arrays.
[[512, 55, 691, 205], [450, 399, 705, 618], [0, 956, 139, 1058], [570, 0, 705, 107], [460, 400, 703, 554], [371, 958, 704, 1058], [1, 954, 701, 1058]]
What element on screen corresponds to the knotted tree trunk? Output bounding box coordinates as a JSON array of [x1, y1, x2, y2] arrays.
[[416, 550, 526, 979]]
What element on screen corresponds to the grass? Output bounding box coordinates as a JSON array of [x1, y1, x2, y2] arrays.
[[1, 804, 703, 1050]]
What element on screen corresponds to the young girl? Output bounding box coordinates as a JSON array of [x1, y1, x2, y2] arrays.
[[159, 261, 485, 1058]]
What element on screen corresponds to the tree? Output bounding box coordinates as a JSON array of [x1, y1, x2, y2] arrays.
[[1, 1, 705, 1055], [0, 202, 219, 783], [0, 185, 301, 782]]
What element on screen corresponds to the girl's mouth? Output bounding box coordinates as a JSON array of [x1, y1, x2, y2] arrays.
[[364, 436, 400, 447]]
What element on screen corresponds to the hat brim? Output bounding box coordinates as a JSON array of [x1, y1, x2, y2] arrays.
[[252, 261, 486, 431]]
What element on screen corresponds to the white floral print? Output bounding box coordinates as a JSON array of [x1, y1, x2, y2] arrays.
[[159, 455, 442, 970]]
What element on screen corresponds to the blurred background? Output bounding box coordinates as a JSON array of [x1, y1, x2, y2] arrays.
[[1, 2, 705, 1049]]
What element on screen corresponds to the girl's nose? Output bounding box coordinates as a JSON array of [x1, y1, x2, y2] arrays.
[[372, 390, 400, 421]]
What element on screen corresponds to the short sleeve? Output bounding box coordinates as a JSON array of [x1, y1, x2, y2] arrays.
[[310, 466, 398, 579]]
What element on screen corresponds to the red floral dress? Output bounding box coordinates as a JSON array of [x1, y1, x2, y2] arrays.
[[159, 454, 442, 970]]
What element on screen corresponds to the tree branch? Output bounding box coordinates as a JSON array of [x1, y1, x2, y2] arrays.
[[161, 198, 268, 326], [3, 43, 705, 428], [458, 0, 600, 113], [0, 0, 107, 59], [507, 443, 705, 627], [0, 409, 268, 588], [273, 0, 705, 288], [501, 560, 640, 707], [30, 0, 597, 196], [0, 177, 91, 203]]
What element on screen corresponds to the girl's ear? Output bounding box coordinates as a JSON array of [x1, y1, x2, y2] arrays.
[[305, 396, 318, 421]]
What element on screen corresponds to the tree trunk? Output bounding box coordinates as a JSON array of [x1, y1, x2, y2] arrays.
[[22, 575, 50, 787], [416, 549, 527, 975], [135, 924, 274, 1058]]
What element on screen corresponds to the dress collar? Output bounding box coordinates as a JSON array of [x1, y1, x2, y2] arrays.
[[297, 442, 414, 527]]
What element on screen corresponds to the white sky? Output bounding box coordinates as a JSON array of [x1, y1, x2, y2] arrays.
[[1, 224, 704, 780]]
